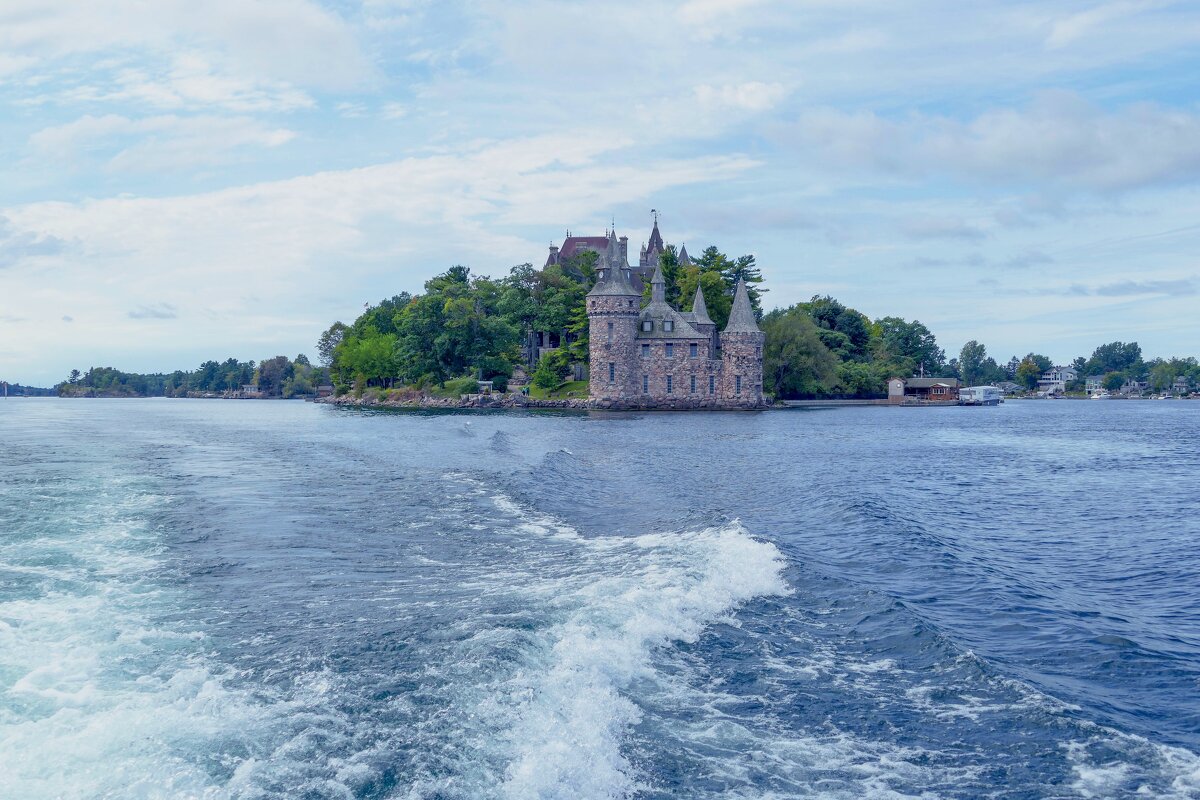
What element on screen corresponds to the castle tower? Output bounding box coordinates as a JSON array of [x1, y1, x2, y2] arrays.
[[587, 230, 641, 403], [720, 278, 764, 405]]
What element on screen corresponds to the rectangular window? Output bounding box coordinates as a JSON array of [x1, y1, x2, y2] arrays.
[[641, 344, 649, 357], [608, 362, 615, 383], [690, 343, 697, 358], [607, 322, 613, 343], [663, 320, 674, 332], [736, 375, 742, 395], [690, 375, 696, 393], [642, 321, 653, 332], [666, 375, 673, 394], [665, 343, 673, 358], [642, 374, 649, 393], [709, 375, 715, 394]]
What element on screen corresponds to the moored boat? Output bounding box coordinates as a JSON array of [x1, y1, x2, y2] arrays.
[[959, 386, 1002, 406]]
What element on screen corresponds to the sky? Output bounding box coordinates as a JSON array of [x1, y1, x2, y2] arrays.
[[2, 0, 1200, 386]]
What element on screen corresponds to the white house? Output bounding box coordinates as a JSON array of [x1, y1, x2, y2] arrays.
[[1038, 366, 1078, 395]]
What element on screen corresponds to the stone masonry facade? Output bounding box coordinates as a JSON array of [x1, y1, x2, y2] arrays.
[[586, 228, 764, 410]]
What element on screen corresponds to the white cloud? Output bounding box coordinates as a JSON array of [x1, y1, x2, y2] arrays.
[[777, 92, 1200, 192], [677, 0, 771, 40], [694, 82, 787, 112], [902, 216, 988, 241], [1045, 0, 1162, 49], [0, 215, 65, 268], [29, 114, 297, 171], [0, 0, 367, 125]]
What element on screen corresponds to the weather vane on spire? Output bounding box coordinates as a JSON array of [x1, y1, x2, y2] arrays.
[[651, 208, 659, 225]]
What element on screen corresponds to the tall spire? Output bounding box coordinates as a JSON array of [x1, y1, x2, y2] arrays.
[[646, 211, 664, 253], [678, 243, 691, 266], [650, 262, 666, 304], [690, 284, 713, 325], [723, 278, 760, 333]]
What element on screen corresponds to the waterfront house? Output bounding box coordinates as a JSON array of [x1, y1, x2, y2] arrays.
[[1085, 375, 1106, 395], [997, 381, 1024, 396], [1120, 380, 1148, 397], [1038, 366, 1078, 395]]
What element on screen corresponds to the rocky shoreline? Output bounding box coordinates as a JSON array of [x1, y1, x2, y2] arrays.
[[314, 393, 770, 411]]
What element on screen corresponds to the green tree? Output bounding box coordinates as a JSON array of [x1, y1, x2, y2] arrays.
[[1023, 353, 1053, 374], [1104, 371, 1125, 392], [1086, 342, 1142, 377], [256, 356, 293, 397], [531, 350, 570, 390], [1015, 357, 1043, 390], [761, 307, 839, 398], [872, 317, 945, 377], [317, 322, 348, 367], [958, 341, 988, 385]]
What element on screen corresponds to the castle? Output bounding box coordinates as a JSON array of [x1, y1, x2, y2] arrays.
[[585, 228, 764, 409]]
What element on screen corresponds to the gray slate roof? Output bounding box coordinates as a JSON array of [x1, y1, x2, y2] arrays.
[[683, 284, 713, 327], [586, 232, 640, 297], [723, 278, 761, 333]]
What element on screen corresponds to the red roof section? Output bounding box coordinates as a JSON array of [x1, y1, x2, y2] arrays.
[[560, 236, 609, 257]]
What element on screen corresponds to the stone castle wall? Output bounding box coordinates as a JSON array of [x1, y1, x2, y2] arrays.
[[719, 330, 765, 407], [588, 304, 765, 409]]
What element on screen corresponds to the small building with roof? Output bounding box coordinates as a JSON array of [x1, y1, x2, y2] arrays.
[[887, 377, 961, 404]]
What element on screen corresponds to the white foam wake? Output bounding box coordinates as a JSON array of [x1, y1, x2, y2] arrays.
[[481, 490, 790, 800], [0, 478, 265, 800]]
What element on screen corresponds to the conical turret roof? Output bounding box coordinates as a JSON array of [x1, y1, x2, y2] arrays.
[[723, 278, 760, 333], [689, 284, 713, 326], [646, 217, 664, 252], [649, 261, 666, 303], [586, 230, 640, 297], [678, 243, 691, 265]]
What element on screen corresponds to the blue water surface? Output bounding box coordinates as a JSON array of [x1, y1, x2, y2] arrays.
[[1, 398, 1198, 799]]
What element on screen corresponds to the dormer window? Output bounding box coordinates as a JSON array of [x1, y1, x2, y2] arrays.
[[641, 320, 653, 332], [663, 320, 674, 332]]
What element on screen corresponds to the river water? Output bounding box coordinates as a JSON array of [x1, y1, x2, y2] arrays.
[[1, 398, 1198, 799]]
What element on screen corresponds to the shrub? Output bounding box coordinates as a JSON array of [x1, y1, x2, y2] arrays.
[[442, 376, 480, 396]]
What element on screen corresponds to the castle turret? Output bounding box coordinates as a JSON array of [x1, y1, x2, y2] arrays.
[[587, 230, 641, 403], [720, 278, 764, 406], [685, 283, 717, 352]]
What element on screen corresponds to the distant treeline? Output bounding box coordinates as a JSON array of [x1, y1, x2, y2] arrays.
[[45, 250, 1200, 402], [56, 355, 328, 398], [0, 382, 56, 397], [948, 340, 1200, 393]]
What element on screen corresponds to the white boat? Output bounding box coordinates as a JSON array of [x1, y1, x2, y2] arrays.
[[959, 386, 1002, 406], [1091, 391, 1112, 400]]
